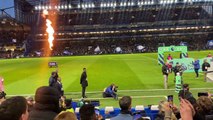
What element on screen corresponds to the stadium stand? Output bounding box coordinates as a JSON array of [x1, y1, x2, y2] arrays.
[[1, 0, 213, 120], [0, 0, 211, 59]]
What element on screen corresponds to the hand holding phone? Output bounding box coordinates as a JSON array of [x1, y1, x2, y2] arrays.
[[167, 95, 173, 107]]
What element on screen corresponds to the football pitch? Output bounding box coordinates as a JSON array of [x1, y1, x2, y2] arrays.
[[1, 50, 213, 107]]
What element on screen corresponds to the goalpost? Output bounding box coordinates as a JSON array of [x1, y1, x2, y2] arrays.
[[158, 46, 188, 65]]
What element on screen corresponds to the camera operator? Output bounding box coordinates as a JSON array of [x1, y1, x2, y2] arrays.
[[103, 84, 118, 100]]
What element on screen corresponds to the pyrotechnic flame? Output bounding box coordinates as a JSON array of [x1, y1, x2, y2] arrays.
[[43, 10, 54, 50], [43, 10, 48, 15], [46, 19, 54, 50]]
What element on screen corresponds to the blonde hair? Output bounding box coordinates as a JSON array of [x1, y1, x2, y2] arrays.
[[158, 101, 177, 120], [54, 111, 77, 120]]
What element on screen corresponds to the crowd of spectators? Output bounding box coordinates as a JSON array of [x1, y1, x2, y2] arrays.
[[0, 84, 213, 120], [28, 34, 210, 57], [0, 33, 211, 59]]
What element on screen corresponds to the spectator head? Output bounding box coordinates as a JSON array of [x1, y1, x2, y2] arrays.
[[183, 84, 189, 91], [119, 96, 132, 111], [83, 68, 86, 72], [54, 111, 77, 120], [0, 96, 29, 120], [52, 71, 56, 76], [196, 96, 213, 114], [34, 86, 60, 113], [79, 104, 96, 120], [158, 101, 177, 119]]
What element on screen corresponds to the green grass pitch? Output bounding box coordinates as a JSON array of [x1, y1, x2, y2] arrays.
[[1, 50, 213, 107]]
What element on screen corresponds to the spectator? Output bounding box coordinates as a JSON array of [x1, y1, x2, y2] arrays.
[[29, 86, 61, 120], [178, 84, 196, 105], [180, 98, 195, 120], [54, 111, 77, 120], [79, 104, 96, 120], [65, 99, 74, 113], [193, 96, 213, 120], [155, 101, 177, 120], [26, 96, 34, 112], [111, 96, 133, 120], [0, 96, 29, 120]]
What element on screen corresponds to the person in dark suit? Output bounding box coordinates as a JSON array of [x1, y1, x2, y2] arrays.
[[80, 68, 88, 98], [53, 77, 64, 97]]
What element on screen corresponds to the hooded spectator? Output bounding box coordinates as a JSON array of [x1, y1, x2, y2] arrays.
[[29, 86, 61, 120]]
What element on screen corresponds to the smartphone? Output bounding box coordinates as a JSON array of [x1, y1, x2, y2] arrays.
[[95, 109, 100, 115], [167, 95, 173, 107], [198, 92, 208, 97]]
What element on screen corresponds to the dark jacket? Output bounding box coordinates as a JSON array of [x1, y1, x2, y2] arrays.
[[202, 62, 210, 71], [53, 81, 64, 96], [80, 71, 88, 87], [49, 76, 56, 87], [29, 110, 58, 120], [162, 65, 169, 75], [173, 65, 183, 75]]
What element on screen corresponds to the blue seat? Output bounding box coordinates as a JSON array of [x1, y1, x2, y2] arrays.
[[71, 102, 77, 110]]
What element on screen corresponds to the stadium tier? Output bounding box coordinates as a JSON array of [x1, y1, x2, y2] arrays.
[[1, 0, 208, 57]]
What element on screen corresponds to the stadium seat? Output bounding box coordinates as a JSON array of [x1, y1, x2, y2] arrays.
[[105, 106, 114, 112], [150, 105, 159, 120], [141, 117, 151, 120], [74, 107, 80, 120], [135, 105, 144, 111], [104, 106, 120, 119], [133, 105, 147, 119], [71, 102, 77, 110], [150, 105, 159, 110]]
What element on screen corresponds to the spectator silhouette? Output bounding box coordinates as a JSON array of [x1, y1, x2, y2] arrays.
[[29, 86, 61, 120]]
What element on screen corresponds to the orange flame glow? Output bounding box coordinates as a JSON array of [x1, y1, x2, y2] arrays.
[[43, 10, 54, 50], [46, 19, 54, 50]]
